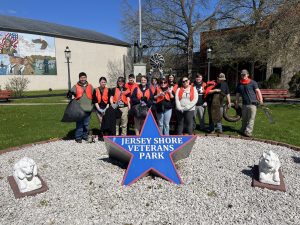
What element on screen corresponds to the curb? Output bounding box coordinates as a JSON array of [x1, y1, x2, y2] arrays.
[[0, 138, 61, 155], [0, 135, 299, 155]]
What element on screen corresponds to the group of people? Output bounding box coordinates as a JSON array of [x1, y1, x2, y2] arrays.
[[69, 69, 263, 143]]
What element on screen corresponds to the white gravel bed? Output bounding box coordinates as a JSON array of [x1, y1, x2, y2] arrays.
[[0, 137, 300, 225]]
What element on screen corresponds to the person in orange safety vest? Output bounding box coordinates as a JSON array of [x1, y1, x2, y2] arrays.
[[110, 77, 131, 136], [93, 76, 110, 141], [175, 76, 198, 135], [131, 75, 153, 135], [69, 72, 94, 143], [154, 77, 174, 135]]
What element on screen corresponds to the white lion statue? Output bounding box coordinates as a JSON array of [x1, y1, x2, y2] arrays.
[[13, 157, 42, 193], [258, 151, 281, 185]]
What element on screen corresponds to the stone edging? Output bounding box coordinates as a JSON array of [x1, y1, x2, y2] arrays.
[[0, 135, 299, 155], [0, 138, 61, 155]]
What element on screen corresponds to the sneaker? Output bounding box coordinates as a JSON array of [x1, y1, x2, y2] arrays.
[[75, 139, 82, 143], [82, 136, 88, 141]]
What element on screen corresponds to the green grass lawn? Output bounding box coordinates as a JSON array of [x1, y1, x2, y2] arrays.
[[195, 103, 300, 146], [0, 100, 299, 150], [0, 104, 101, 150]]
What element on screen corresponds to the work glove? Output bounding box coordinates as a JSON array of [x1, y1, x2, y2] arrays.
[[111, 103, 117, 109], [98, 108, 105, 114]]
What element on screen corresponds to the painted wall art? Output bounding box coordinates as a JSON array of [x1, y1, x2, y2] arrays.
[[0, 31, 57, 75]]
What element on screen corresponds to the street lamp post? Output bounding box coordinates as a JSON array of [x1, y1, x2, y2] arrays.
[[64, 46, 71, 91], [207, 47, 212, 82]]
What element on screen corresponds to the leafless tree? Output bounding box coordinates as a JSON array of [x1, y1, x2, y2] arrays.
[[208, 0, 286, 74], [106, 47, 134, 87], [5, 76, 30, 97], [121, 0, 222, 77], [267, 0, 300, 68]]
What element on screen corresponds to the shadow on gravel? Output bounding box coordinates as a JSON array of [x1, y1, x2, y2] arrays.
[[292, 156, 300, 164], [99, 157, 128, 169], [241, 166, 254, 178]]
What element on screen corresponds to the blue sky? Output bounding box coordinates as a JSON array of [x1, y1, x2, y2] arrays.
[[0, 0, 138, 41], [0, 0, 218, 43]]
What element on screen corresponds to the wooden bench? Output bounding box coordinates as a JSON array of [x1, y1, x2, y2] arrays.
[[0, 90, 13, 101], [260, 89, 290, 101]]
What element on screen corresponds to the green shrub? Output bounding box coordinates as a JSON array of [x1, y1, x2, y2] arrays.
[[289, 71, 300, 97], [261, 73, 281, 88]]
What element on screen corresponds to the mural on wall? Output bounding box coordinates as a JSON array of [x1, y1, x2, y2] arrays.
[[0, 31, 57, 75]]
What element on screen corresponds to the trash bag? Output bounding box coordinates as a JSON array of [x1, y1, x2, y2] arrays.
[[132, 103, 148, 119], [115, 107, 123, 119], [61, 99, 87, 122]]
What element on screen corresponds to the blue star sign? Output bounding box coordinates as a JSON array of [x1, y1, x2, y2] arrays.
[[104, 110, 196, 186]]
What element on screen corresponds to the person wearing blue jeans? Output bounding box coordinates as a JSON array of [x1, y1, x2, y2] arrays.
[[156, 109, 172, 135], [70, 72, 94, 143], [154, 77, 174, 135], [75, 112, 91, 140], [208, 106, 223, 132]]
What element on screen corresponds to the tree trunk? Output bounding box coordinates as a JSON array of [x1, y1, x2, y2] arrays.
[[187, 34, 194, 78], [236, 62, 239, 87]]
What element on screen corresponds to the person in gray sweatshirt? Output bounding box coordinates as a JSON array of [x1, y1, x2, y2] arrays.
[[175, 76, 198, 135]]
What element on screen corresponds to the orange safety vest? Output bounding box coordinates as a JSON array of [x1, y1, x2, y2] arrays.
[[156, 87, 171, 103], [125, 82, 138, 95], [203, 81, 217, 100], [193, 82, 207, 93], [95, 87, 109, 104], [136, 86, 151, 101], [170, 84, 178, 93], [75, 83, 93, 100], [150, 85, 158, 95], [113, 87, 130, 105], [178, 86, 195, 101]]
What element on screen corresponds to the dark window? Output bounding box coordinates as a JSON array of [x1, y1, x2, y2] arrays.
[[272, 67, 282, 77]]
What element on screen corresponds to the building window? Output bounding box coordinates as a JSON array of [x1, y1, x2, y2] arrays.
[[272, 67, 282, 77]]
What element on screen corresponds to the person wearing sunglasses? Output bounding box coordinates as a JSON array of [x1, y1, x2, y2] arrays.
[[175, 76, 198, 135], [110, 77, 131, 136], [154, 77, 174, 135], [131, 75, 153, 135]]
